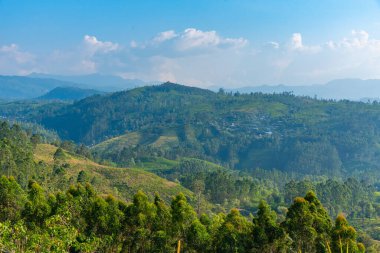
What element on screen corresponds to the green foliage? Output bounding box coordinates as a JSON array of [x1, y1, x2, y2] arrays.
[[283, 191, 333, 253], [0, 178, 368, 253], [22, 181, 52, 227], [332, 214, 364, 253], [213, 208, 252, 252], [21, 83, 380, 180], [0, 121, 36, 186], [0, 176, 26, 222], [252, 200, 288, 252], [53, 147, 65, 161]]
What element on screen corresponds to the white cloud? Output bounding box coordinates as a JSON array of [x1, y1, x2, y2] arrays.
[[6, 28, 380, 88], [0, 44, 34, 64], [130, 40, 138, 48], [291, 33, 303, 50], [290, 33, 321, 53], [153, 30, 177, 43], [327, 30, 380, 52], [83, 35, 119, 55], [268, 41, 280, 49], [176, 28, 248, 51], [0, 43, 36, 75]]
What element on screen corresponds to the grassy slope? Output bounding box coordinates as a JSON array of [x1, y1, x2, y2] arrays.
[[93, 130, 180, 155], [34, 144, 193, 202]]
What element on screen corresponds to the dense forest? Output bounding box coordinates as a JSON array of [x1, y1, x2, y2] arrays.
[[2, 83, 380, 251]]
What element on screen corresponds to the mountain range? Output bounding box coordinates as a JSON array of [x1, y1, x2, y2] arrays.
[[223, 78, 380, 101], [28, 73, 150, 92], [3, 74, 380, 101], [38, 86, 104, 101], [0, 74, 149, 100]]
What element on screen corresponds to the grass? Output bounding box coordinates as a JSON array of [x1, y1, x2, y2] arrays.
[[34, 144, 193, 202], [133, 157, 180, 172], [151, 135, 179, 148], [93, 132, 141, 153]]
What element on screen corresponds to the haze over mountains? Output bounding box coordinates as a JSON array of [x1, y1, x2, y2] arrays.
[[38, 86, 104, 101], [28, 73, 150, 92], [0, 75, 81, 100], [218, 78, 380, 101], [0, 74, 150, 100], [2, 74, 380, 101]]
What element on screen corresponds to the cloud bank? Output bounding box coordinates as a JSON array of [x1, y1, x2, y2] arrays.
[[2, 28, 380, 87]]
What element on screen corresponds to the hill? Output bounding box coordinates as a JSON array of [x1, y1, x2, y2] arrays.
[[24, 82, 380, 179], [29, 73, 149, 92], [38, 86, 104, 101], [34, 143, 193, 202], [0, 75, 84, 100], [39, 82, 215, 143], [227, 78, 380, 101], [0, 119, 379, 251]]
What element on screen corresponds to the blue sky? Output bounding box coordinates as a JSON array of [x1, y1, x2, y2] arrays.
[[2, 0, 380, 87]]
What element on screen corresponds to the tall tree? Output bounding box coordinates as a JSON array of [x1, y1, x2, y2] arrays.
[[252, 200, 288, 252]]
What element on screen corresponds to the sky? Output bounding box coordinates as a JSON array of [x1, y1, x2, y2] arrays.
[[2, 0, 380, 88]]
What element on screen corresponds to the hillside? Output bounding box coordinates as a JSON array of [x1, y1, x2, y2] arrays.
[[1, 109, 379, 252], [17, 82, 380, 179], [34, 143, 193, 202], [38, 86, 104, 101], [0, 75, 85, 99]]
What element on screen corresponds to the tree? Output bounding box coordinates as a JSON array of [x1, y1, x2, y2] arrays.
[[304, 191, 333, 253], [22, 181, 51, 227], [186, 219, 210, 252], [0, 176, 26, 222], [77, 170, 89, 184], [332, 214, 365, 253], [284, 197, 316, 252], [123, 190, 157, 252], [252, 200, 288, 252], [151, 193, 172, 252], [213, 208, 252, 253], [53, 147, 65, 161], [171, 193, 197, 241]]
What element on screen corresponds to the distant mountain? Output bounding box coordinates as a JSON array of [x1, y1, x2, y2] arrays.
[[28, 73, 149, 92], [224, 79, 380, 101], [38, 86, 104, 101], [0, 75, 83, 100]]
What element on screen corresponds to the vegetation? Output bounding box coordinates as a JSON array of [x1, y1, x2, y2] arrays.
[[38, 86, 104, 101], [10, 82, 379, 180], [0, 121, 192, 203], [0, 178, 366, 253], [2, 82, 380, 251]]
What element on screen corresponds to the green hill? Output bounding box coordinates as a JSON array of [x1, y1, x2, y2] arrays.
[[34, 144, 193, 202], [38, 86, 104, 101], [6, 82, 380, 178]]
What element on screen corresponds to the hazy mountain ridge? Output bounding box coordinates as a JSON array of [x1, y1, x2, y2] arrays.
[[211, 79, 380, 102], [0, 75, 82, 100], [0, 74, 150, 100], [219, 78, 380, 101], [28, 73, 150, 92], [38, 86, 104, 101]]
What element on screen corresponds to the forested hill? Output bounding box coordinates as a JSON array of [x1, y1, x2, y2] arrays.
[[39, 82, 216, 143], [27, 82, 380, 176], [38, 86, 104, 101]]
